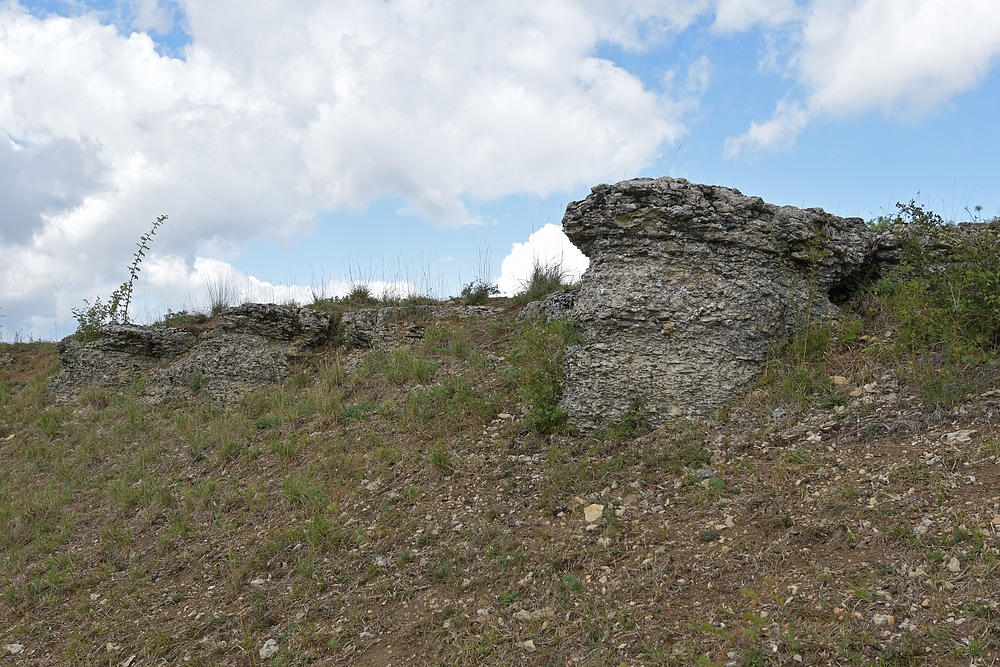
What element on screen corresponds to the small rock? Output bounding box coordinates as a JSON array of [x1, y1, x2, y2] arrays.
[[90, 593, 100, 601], [359, 631, 375, 639], [3, 644, 25, 655], [872, 613, 895, 627], [831, 376, 848, 385], [584, 504, 604, 522], [498, 413, 513, 420], [694, 469, 716, 481], [477, 608, 489, 617], [724, 516, 736, 529], [948, 556, 961, 573], [250, 578, 267, 588], [941, 429, 976, 444], [521, 639, 537, 652], [921, 598, 932, 608], [259, 639, 279, 659], [515, 610, 534, 621]]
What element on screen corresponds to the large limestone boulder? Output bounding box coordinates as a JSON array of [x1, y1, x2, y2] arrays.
[[560, 177, 874, 432]]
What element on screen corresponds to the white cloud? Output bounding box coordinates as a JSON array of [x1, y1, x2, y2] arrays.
[[801, 0, 1000, 116], [712, 0, 800, 32], [132, 255, 417, 322], [497, 224, 589, 297], [724, 98, 811, 157], [728, 0, 1000, 154], [0, 0, 701, 335]]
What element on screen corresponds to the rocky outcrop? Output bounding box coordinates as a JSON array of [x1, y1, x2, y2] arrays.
[[51, 304, 334, 404], [50, 303, 503, 405], [558, 177, 876, 432]]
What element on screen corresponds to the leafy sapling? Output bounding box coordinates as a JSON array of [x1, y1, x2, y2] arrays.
[[72, 215, 168, 342]]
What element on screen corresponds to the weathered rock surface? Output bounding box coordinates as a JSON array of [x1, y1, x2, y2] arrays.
[[340, 305, 500, 348], [50, 303, 502, 404], [558, 177, 875, 432], [51, 304, 333, 404]]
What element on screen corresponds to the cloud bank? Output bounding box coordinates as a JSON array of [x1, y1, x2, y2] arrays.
[[2, 0, 999, 336], [725, 0, 1000, 156], [0, 0, 701, 334]]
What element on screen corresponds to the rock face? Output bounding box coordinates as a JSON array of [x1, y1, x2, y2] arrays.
[[51, 304, 334, 404], [559, 177, 875, 432], [50, 303, 502, 404]]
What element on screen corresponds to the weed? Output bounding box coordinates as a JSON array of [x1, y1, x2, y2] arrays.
[[428, 443, 454, 473], [505, 318, 579, 433], [72, 215, 167, 340], [699, 529, 722, 543]]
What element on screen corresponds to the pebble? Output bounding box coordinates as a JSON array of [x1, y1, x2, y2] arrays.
[[584, 504, 604, 522], [359, 631, 375, 639], [3, 644, 25, 655], [522, 639, 537, 652], [259, 639, 279, 659], [250, 578, 267, 588], [515, 610, 534, 621], [872, 614, 895, 627], [948, 556, 961, 573]]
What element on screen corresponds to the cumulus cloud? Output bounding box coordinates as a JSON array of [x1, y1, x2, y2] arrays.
[[134, 254, 416, 321], [0, 0, 702, 334], [727, 0, 1000, 155], [497, 224, 589, 297]]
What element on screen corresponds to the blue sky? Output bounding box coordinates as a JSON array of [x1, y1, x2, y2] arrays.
[[2, 0, 1000, 339]]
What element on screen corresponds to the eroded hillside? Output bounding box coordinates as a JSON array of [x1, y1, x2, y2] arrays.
[[2, 299, 1000, 667]]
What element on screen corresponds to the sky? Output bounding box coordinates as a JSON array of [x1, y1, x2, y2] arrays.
[[2, 0, 1000, 340]]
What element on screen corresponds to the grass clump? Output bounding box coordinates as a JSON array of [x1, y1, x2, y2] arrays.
[[515, 259, 571, 304]]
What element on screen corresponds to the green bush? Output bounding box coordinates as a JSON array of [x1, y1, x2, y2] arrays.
[[460, 279, 498, 306], [869, 202, 1000, 406], [505, 318, 579, 434]]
